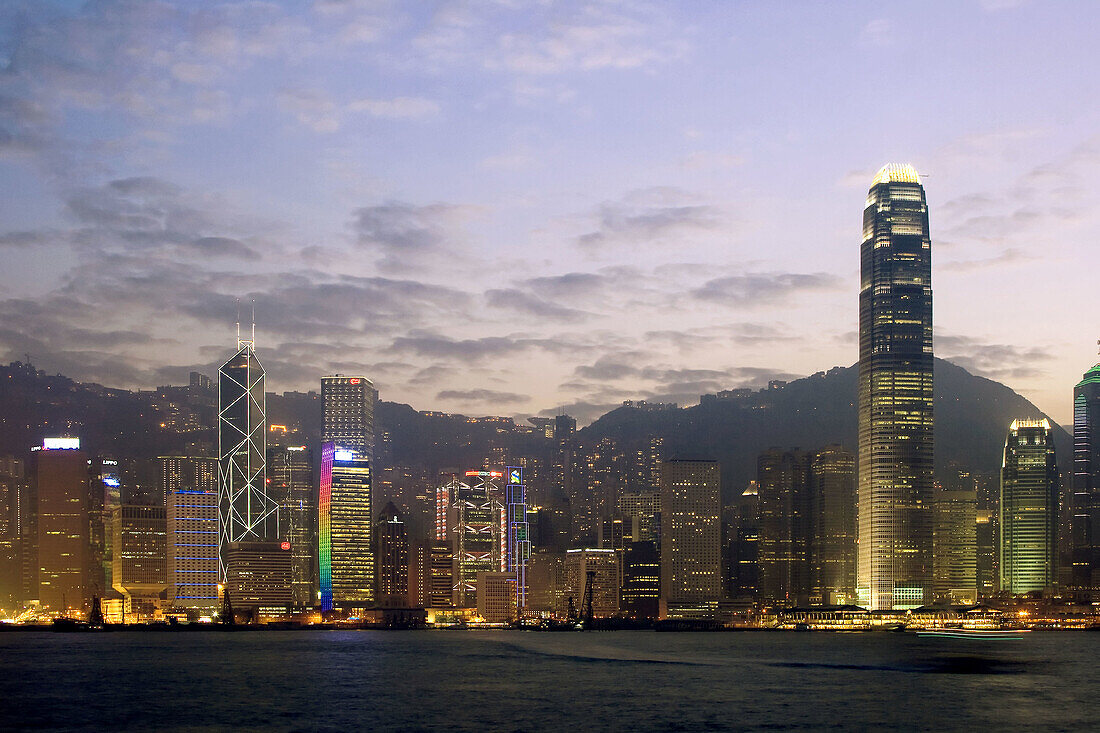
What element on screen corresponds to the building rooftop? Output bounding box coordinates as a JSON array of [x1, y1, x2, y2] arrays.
[[871, 163, 921, 186]]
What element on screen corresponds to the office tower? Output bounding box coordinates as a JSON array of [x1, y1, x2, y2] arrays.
[[757, 448, 811, 606], [476, 571, 517, 623], [321, 375, 376, 461], [428, 541, 455, 607], [621, 491, 661, 543], [1000, 419, 1058, 594], [218, 332, 277, 580], [408, 541, 430, 608], [526, 551, 566, 613], [161, 456, 217, 508], [453, 471, 502, 607], [932, 489, 977, 604], [564, 548, 620, 617], [376, 502, 409, 606], [599, 518, 626, 550], [659, 459, 721, 618], [318, 444, 374, 611], [857, 163, 935, 611], [435, 474, 462, 542], [810, 446, 857, 605], [504, 467, 531, 609], [86, 457, 118, 601], [975, 509, 996, 597], [111, 505, 167, 622], [34, 438, 88, 614], [621, 540, 660, 619], [268, 445, 315, 609], [224, 541, 292, 612], [167, 487, 219, 612], [1071, 360, 1100, 599], [732, 483, 760, 600], [0, 457, 26, 609]]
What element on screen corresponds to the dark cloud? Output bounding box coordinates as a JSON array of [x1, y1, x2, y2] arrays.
[[577, 188, 720, 248], [352, 202, 469, 272], [436, 388, 530, 404], [524, 272, 606, 298], [391, 331, 584, 361], [692, 272, 841, 305], [937, 335, 1054, 381], [485, 288, 589, 322]]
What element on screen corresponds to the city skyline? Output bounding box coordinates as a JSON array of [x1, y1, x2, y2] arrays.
[[0, 1, 1097, 426]]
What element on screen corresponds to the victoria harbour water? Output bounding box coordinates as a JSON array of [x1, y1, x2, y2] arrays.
[[1, 630, 1097, 732]]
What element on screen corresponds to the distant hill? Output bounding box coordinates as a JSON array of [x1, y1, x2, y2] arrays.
[[580, 358, 1071, 500], [0, 358, 1071, 507]]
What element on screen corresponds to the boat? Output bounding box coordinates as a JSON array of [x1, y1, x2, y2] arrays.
[[913, 627, 1030, 640]]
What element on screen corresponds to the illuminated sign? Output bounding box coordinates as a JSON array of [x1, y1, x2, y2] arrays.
[[287, 446, 306, 452], [334, 449, 355, 462], [465, 470, 503, 478], [102, 459, 117, 465], [102, 476, 121, 488], [42, 438, 80, 450], [269, 425, 287, 433], [349, 378, 360, 385], [509, 469, 521, 484], [280, 541, 291, 551]]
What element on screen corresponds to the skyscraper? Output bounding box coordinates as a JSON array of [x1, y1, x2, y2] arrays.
[[33, 438, 88, 615], [376, 502, 409, 606], [659, 459, 721, 619], [810, 446, 857, 606], [1071, 360, 1100, 600], [268, 445, 315, 609], [167, 487, 219, 613], [932, 488, 977, 605], [218, 332, 277, 580], [321, 376, 376, 461], [1000, 419, 1058, 595], [504, 466, 530, 609], [757, 448, 811, 606], [564, 548, 620, 618], [111, 505, 167, 622], [453, 471, 502, 607], [857, 163, 934, 610], [318, 444, 374, 611]]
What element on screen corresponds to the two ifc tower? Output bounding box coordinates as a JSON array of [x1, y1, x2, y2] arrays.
[[216, 163, 938, 611]]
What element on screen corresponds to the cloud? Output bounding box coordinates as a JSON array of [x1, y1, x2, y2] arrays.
[[485, 288, 590, 322], [692, 273, 842, 306], [860, 19, 893, 47], [937, 334, 1054, 381], [349, 96, 440, 119], [391, 332, 581, 361], [351, 201, 472, 272], [938, 247, 1033, 272], [436, 388, 530, 404], [278, 89, 341, 133], [578, 188, 721, 248]]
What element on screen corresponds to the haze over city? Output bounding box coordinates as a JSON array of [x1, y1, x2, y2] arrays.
[[0, 0, 1096, 424]]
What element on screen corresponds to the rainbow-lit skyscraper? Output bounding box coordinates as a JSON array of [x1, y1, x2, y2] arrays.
[[318, 442, 373, 611]]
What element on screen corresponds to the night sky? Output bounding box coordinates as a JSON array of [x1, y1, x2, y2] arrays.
[[0, 0, 1095, 423]]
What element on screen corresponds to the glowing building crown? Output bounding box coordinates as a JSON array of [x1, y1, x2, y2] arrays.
[[871, 163, 921, 186]]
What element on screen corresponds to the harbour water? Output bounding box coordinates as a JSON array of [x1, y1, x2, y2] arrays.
[[1, 630, 1097, 731]]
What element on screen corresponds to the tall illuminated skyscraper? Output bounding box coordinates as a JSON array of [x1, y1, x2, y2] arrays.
[[268, 445, 315, 609], [1001, 419, 1058, 594], [453, 471, 502, 607], [321, 376, 376, 461], [659, 458, 720, 619], [1071, 359, 1100, 600], [33, 438, 88, 614], [857, 163, 934, 610], [218, 327, 277, 580], [504, 466, 531, 609], [318, 443, 373, 611]]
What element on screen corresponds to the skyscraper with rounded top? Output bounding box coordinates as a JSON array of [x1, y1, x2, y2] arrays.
[[857, 163, 934, 610]]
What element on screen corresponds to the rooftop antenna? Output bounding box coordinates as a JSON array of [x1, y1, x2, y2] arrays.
[[251, 299, 256, 348], [236, 298, 242, 349]]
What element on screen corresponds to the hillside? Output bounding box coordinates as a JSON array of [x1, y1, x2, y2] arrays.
[[580, 358, 1071, 498]]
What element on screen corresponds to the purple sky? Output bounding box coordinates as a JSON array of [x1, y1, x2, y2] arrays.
[[0, 0, 1096, 424]]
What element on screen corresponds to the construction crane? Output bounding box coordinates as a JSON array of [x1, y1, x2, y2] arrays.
[[581, 570, 596, 629]]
